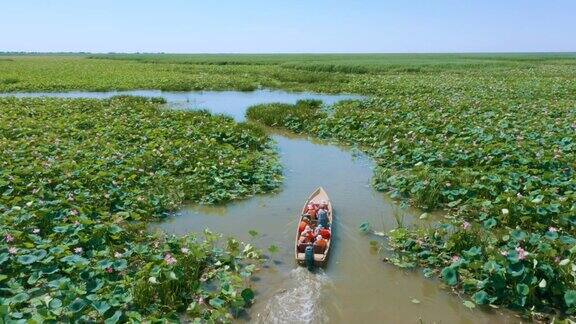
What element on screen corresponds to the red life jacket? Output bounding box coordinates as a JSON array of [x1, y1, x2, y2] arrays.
[[306, 231, 315, 241], [320, 228, 331, 239]]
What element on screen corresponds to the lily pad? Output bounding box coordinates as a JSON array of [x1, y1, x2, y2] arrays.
[[516, 283, 529, 296], [68, 298, 87, 313], [17, 254, 38, 265], [565, 290, 576, 307], [105, 310, 122, 324], [472, 290, 489, 305], [209, 297, 225, 309], [441, 266, 458, 286], [241, 288, 255, 303]]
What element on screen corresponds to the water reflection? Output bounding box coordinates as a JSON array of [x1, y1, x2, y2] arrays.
[[0, 89, 362, 122]]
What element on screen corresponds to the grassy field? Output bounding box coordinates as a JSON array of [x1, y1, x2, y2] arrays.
[[0, 96, 280, 321], [1, 53, 576, 319]]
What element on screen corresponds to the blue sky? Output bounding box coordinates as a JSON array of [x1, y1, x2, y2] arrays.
[[1, 0, 574, 53]]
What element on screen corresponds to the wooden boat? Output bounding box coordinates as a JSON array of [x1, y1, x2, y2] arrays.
[[294, 187, 333, 268]]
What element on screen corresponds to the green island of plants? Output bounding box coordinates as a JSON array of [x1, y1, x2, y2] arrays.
[[246, 97, 576, 318], [0, 96, 281, 322]]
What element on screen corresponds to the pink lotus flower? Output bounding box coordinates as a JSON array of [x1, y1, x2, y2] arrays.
[[451, 255, 461, 263], [71, 209, 79, 216], [462, 221, 471, 230], [8, 247, 18, 254], [500, 250, 509, 256], [516, 247, 528, 260], [74, 247, 83, 254], [181, 247, 190, 254], [73, 221, 80, 226], [114, 252, 123, 258], [164, 253, 177, 265], [106, 267, 114, 273], [4, 234, 14, 243], [548, 227, 558, 233], [32, 228, 40, 234]]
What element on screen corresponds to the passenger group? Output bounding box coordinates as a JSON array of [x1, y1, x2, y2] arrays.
[[297, 200, 331, 253]]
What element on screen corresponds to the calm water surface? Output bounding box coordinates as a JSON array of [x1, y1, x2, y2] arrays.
[[3, 90, 517, 323]]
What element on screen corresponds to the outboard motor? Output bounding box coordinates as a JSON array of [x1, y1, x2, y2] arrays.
[[305, 245, 315, 271]]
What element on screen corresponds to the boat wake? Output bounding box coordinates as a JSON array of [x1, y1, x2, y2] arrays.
[[256, 267, 330, 324]]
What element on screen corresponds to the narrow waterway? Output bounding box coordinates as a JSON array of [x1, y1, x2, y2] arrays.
[[2, 90, 516, 323]]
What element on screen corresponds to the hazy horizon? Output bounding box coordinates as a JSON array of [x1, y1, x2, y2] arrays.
[[2, 51, 576, 55]]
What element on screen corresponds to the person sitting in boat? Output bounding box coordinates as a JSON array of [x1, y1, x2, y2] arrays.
[[305, 203, 318, 219], [314, 225, 323, 236], [297, 233, 311, 252], [319, 227, 331, 239], [319, 200, 328, 210], [314, 235, 327, 253], [317, 208, 329, 228], [301, 225, 315, 241], [298, 217, 310, 233]]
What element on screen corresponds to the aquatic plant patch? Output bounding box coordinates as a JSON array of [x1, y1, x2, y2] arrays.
[[0, 96, 281, 321], [0, 56, 348, 93], [247, 97, 576, 317], [2, 53, 576, 317], [4, 54, 574, 97]]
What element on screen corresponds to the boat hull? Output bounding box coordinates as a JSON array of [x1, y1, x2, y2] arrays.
[[294, 187, 333, 267]]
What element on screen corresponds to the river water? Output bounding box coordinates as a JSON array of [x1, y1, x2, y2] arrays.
[[1, 90, 516, 323]]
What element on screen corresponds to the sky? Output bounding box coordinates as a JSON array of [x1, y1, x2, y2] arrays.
[[1, 0, 575, 53]]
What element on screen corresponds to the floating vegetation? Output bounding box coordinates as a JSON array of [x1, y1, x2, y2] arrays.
[[246, 99, 325, 133], [0, 96, 282, 321]]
